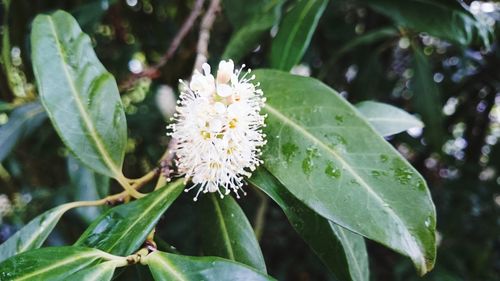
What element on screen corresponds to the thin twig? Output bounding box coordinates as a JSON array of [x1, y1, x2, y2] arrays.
[[119, 0, 206, 90], [192, 0, 220, 73]]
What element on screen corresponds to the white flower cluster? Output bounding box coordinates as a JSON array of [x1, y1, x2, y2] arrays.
[[168, 60, 266, 201]]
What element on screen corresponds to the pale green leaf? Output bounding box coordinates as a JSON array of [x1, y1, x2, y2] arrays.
[[356, 101, 423, 137], [254, 69, 436, 275], [31, 10, 127, 178]]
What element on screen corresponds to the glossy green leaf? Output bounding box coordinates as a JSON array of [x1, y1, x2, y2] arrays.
[[222, 0, 283, 63], [254, 69, 436, 275], [75, 179, 184, 256], [199, 194, 266, 272], [410, 46, 444, 148], [0, 102, 46, 162], [31, 10, 127, 178], [67, 156, 110, 224], [71, 260, 117, 281], [250, 169, 368, 281], [356, 101, 423, 137], [0, 246, 112, 281], [362, 0, 492, 47], [270, 0, 328, 71], [0, 204, 71, 262], [145, 251, 276, 281]]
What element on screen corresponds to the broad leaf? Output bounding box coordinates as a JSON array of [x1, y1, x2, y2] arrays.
[[67, 156, 110, 224], [254, 69, 436, 275], [145, 251, 275, 281], [0, 204, 72, 262], [199, 194, 266, 272], [270, 0, 328, 71], [75, 179, 184, 256], [31, 10, 127, 178], [71, 260, 117, 281], [222, 0, 283, 63], [410, 46, 443, 148], [0, 246, 111, 281], [361, 0, 492, 47], [356, 101, 423, 137], [0, 102, 46, 162], [250, 169, 368, 281]]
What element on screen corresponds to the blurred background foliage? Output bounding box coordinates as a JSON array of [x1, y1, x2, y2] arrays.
[[0, 0, 499, 280]]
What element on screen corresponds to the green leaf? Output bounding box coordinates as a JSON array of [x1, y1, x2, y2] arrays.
[[0, 102, 46, 162], [67, 156, 110, 224], [410, 46, 444, 148], [270, 0, 328, 71], [145, 251, 276, 281], [356, 101, 423, 137], [199, 194, 266, 272], [361, 0, 492, 47], [222, 0, 283, 63], [0, 246, 113, 281], [250, 169, 368, 281], [75, 179, 184, 256], [72, 0, 117, 33], [0, 204, 71, 262], [71, 260, 117, 281], [254, 69, 436, 275], [31, 10, 127, 178], [222, 0, 269, 29]]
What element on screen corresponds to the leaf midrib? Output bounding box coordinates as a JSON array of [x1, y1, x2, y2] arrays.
[[102, 179, 183, 253], [278, 0, 316, 69], [46, 16, 121, 178], [211, 195, 235, 260], [151, 254, 188, 281], [14, 251, 99, 281], [263, 103, 425, 268], [333, 225, 364, 280]]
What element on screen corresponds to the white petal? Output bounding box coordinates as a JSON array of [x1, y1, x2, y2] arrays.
[[202, 63, 211, 75], [209, 119, 223, 132], [217, 59, 234, 84], [217, 84, 233, 97], [214, 102, 226, 114]]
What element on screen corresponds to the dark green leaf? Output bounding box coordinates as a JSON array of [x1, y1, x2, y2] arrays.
[[67, 156, 110, 224], [410, 46, 444, 148], [250, 169, 368, 281], [199, 194, 266, 272], [254, 69, 436, 275], [72, 0, 117, 33], [0, 204, 70, 262], [356, 101, 423, 137], [361, 0, 492, 47], [270, 0, 328, 70], [0, 102, 46, 162], [222, 1, 283, 63], [222, 0, 269, 29], [0, 246, 112, 281], [145, 251, 276, 281], [31, 10, 127, 178], [75, 179, 184, 256]]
